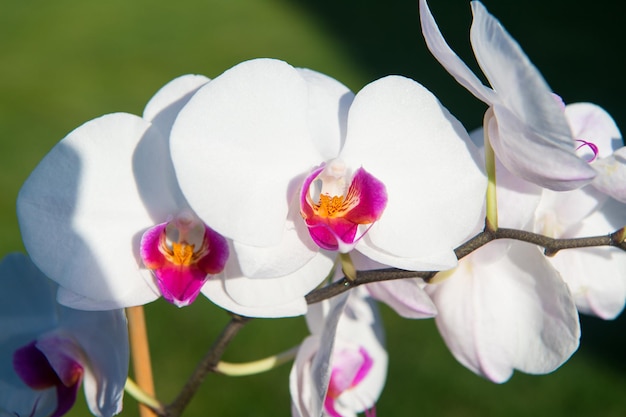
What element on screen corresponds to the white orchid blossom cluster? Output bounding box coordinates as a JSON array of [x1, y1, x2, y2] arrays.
[[2, 0, 626, 416]]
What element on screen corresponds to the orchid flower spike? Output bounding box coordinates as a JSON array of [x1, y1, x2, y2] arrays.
[[0, 253, 128, 417], [419, 0, 596, 191], [17, 75, 229, 309], [290, 288, 387, 417], [170, 58, 486, 317]]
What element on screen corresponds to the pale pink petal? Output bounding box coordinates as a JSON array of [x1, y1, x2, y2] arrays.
[[565, 103, 622, 159], [427, 241, 580, 383], [470, 3, 596, 190], [549, 198, 626, 319], [592, 147, 626, 203], [418, 0, 495, 103]]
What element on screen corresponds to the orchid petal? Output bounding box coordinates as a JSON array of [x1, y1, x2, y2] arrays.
[[549, 198, 626, 319], [418, 0, 495, 103], [534, 187, 607, 237], [592, 147, 626, 203], [341, 75, 486, 268], [365, 280, 437, 319], [488, 105, 596, 190], [234, 196, 322, 279], [0, 253, 57, 337], [170, 58, 326, 247], [290, 293, 350, 417], [469, 127, 542, 229], [427, 242, 580, 383], [223, 249, 334, 311], [0, 253, 128, 417], [296, 68, 354, 160], [17, 113, 169, 307], [469, 2, 596, 189], [201, 276, 308, 318], [565, 102, 622, 159], [143, 74, 210, 136], [60, 309, 128, 417]]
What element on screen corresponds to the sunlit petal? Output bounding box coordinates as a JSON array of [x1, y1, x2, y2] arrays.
[[341, 75, 486, 267], [170, 58, 326, 247]]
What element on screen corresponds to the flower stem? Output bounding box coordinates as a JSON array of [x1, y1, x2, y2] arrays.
[[339, 252, 357, 282], [483, 109, 498, 232], [127, 305, 157, 417], [125, 378, 164, 412], [216, 345, 299, 376]]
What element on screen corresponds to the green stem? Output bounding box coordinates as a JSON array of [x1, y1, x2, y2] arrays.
[[483, 108, 498, 232], [339, 252, 357, 282], [125, 378, 164, 412], [216, 345, 300, 376]]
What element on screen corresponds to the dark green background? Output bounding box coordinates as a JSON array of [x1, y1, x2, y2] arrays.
[[2, 0, 625, 416]]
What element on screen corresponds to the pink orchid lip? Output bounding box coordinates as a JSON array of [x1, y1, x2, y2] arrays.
[[140, 211, 229, 307], [324, 346, 375, 417], [13, 338, 84, 417], [300, 160, 387, 252]]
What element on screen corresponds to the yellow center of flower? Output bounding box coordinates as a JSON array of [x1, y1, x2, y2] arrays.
[[317, 194, 346, 218], [170, 242, 196, 266]]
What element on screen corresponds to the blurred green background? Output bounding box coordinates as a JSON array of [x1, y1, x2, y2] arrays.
[[2, 0, 626, 416]]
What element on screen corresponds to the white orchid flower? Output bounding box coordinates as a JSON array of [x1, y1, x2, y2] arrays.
[[170, 58, 486, 317], [535, 102, 626, 319], [426, 240, 580, 383], [17, 75, 229, 309], [290, 288, 387, 417], [0, 253, 128, 417], [419, 0, 596, 191]]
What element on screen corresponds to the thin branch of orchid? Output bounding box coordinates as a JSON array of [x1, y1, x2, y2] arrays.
[[216, 345, 300, 376], [305, 224, 626, 305], [125, 378, 164, 413], [127, 306, 158, 417], [163, 314, 250, 417]]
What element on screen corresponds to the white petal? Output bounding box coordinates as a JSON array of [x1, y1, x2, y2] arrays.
[[592, 147, 626, 203], [296, 68, 354, 160], [534, 186, 607, 237], [365, 280, 437, 319], [470, 3, 596, 190], [17, 113, 169, 306], [223, 250, 334, 311], [470, 2, 568, 147], [565, 102, 622, 158], [489, 105, 596, 190], [60, 307, 128, 417], [201, 275, 308, 318], [549, 198, 626, 319], [290, 293, 350, 417], [427, 242, 580, 383], [56, 283, 159, 311], [143, 74, 210, 133], [0, 253, 58, 339], [418, 0, 495, 103], [233, 196, 321, 279], [341, 75, 486, 267], [170, 58, 326, 247]]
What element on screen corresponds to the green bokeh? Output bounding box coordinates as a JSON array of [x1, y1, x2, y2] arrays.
[[2, 0, 626, 416]]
